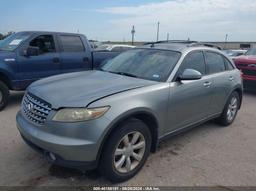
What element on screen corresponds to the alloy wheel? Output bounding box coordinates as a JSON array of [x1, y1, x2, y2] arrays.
[[227, 96, 238, 122], [113, 131, 146, 174]]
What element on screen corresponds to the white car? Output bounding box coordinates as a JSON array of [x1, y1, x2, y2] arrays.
[[223, 49, 247, 59], [95, 44, 135, 52]]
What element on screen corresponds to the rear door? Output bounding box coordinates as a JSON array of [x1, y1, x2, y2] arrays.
[[204, 51, 234, 114], [167, 51, 214, 132], [58, 35, 92, 73], [17, 33, 60, 88]]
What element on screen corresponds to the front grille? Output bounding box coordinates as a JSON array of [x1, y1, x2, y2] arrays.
[[241, 69, 256, 76], [236, 63, 256, 77], [22, 93, 52, 125]]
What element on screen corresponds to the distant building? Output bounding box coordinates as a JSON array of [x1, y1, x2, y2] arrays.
[[207, 42, 256, 50], [104, 41, 256, 50]]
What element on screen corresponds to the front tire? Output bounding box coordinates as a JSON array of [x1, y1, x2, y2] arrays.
[[0, 81, 10, 111], [99, 118, 152, 182], [217, 91, 240, 126]]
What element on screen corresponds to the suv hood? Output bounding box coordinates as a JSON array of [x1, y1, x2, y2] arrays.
[[234, 55, 256, 64], [28, 70, 157, 109]]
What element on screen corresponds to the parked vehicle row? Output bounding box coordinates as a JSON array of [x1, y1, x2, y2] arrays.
[[233, 47, 256, 90], [222, 49, 247, 59], [16, 41, 243, 182], [0, 31, 121, 110]]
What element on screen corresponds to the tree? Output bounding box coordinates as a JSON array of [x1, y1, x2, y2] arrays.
[[0, 31, 15, 40]]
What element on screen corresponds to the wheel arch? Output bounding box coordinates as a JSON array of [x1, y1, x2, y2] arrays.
[[96, 109, 159, 164], [0, 71, 12, 89], [231, 85, 243, 109]]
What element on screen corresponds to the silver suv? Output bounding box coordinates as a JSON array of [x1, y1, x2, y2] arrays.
[[16, 42, 243, 182]]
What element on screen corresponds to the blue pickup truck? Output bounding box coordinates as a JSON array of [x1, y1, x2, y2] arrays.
[[0, 31, 119, 110]]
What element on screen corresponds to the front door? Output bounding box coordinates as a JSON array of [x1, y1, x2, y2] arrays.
[[17, 34, 60, 88], [166, 51, 213, 133]]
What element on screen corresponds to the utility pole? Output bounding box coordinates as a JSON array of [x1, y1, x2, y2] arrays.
[[167, 33, 170, 41], [131, 25, 135, 45], [156, 22, 160, 42], [224, 34, 228, 49]]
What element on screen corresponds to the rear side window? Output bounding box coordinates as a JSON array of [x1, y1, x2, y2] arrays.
[[223, 57, 235, 70], [178, 51, 206, 75], [205, 52, 225, 74], [59, 35, 85, 52]]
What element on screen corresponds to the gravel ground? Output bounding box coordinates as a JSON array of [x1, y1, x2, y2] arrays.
[[0, 91, 256, 187]]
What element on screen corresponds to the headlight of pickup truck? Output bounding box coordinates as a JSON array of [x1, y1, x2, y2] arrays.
[[52, 107, 110, 122]]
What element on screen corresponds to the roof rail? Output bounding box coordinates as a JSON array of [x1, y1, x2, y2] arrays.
[[143, 40, 222, 50], [188, 42, 222, 50], [143, 40, 198, 45]]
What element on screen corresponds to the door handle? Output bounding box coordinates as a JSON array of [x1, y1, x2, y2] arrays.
[[53, 57, 60, 64], [229, 76, 234, 81], [203, 81, 211, 87]]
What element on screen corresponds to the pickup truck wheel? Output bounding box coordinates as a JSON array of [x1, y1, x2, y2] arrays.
[[217, 91, 240, 126], [99, 118, 151, 183], [0, 81, 10, 111]]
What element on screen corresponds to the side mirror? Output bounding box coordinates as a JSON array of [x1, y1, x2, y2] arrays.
[[178, 69, 202, 81], [23, 46, 39, 57]]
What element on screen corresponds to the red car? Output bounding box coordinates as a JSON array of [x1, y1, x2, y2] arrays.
[[234, 48, 256, 89]]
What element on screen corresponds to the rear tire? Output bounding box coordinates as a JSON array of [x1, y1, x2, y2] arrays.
[[99, 118, 151, 183], [0, 81, 10, 111], [217, 91, 240, 126]]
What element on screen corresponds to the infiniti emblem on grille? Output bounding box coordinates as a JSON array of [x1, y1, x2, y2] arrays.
[[27, 103, 34, 111]]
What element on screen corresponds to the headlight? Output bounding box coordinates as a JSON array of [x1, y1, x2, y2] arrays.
[[52, 106, 110, 122]]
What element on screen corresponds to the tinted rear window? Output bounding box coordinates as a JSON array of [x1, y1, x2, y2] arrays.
[[223, 57, 235, 70], [59, 35, 85, 52], [205, 52, 226, 74]]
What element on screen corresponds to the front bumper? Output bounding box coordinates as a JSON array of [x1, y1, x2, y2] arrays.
[[16, 111, 111, 169]]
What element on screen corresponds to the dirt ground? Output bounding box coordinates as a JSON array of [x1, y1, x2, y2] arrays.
[[0, 91, 256, 187]]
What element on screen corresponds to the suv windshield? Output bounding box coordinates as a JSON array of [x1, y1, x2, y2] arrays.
[[0, 32, 31, 51], [245, 48, 256, 56], [102, 49, 181, 82]]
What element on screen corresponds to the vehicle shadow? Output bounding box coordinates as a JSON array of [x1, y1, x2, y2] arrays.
[[8, 91, 25, 107], [48, 165, 109, 184], [244, 89, 256, 96]]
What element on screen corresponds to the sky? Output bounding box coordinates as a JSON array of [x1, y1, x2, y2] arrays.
[[1, 0, 256, 42]]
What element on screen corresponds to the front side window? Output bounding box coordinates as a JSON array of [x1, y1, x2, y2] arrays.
[[29, 35, 56, 54], [178, 51, 206, 76], [205, 52, 226, 74], [102, 49, 181, 82], [59, 35, 84, 52]]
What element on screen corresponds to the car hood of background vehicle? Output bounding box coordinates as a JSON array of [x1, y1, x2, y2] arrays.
[[234, 55, 256, 64], [28, 70, 157, 109]]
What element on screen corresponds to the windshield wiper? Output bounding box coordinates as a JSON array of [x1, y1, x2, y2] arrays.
[[110, 71, 138, 78], [98, 69, 138, 78]]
